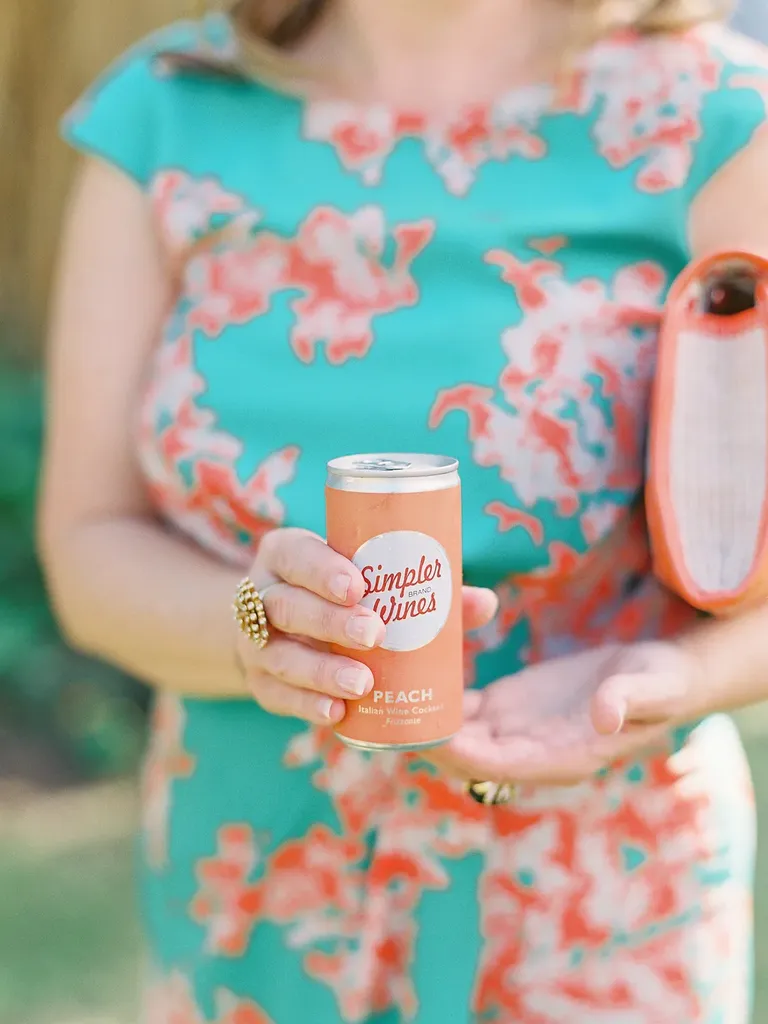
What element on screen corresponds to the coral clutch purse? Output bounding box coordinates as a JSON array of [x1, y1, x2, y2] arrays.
[[647, 251, 768, 616]]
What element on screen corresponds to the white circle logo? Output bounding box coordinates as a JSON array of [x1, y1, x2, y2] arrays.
[[352, 530, 453, 652]]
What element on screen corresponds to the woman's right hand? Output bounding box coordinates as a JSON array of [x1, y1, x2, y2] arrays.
[[235, 528, 386, 725]]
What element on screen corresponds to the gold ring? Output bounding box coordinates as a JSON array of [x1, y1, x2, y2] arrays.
[[233, 578, 271, 649], [465, 780, 516, 806]]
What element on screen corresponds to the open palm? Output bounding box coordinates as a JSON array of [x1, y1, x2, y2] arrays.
[[430, 644, 681, 787]]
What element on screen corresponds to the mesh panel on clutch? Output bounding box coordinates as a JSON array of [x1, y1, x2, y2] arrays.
[[648, 252, 768, 615]]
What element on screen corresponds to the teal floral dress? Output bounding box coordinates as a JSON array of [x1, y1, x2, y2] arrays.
[[63, 15, 768, 1023]]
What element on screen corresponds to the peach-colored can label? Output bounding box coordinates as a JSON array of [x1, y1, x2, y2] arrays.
[[326, 454, 463, 750]]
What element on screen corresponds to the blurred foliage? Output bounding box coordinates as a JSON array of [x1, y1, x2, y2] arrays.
[[1, 0, 188, 346], [0, 351, 147, 782], [1, 0, 187, 785]]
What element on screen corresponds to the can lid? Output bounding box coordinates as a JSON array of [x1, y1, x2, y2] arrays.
[[327, 453, 459, 478]]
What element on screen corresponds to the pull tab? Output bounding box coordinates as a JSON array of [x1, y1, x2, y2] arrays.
[[353, 458, 413, 472]]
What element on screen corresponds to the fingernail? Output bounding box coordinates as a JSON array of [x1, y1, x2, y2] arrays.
[[317, 697, 336, 720], [611, 700, 628, 734], [346, 615, 381, 648], [337, 667, 372, 697], [331, 574, 351, 601]]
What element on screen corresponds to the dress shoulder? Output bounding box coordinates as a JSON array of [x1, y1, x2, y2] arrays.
[[60, 13, 240, 187]]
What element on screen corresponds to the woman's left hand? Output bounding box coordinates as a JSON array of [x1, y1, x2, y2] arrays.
[[427, 641, 700, 787]]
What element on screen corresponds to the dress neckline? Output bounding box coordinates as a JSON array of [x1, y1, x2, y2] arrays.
[[156, 10, 705, 127]]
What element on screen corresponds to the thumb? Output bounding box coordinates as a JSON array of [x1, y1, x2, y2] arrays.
[[590, 675, 632, 735], [462, 586, 499, 632], [590, 671, 684, 736]]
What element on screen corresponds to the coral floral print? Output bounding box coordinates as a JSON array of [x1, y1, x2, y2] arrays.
[[140, 172, 666, 567], [430, 250, 665, 539], [304, 29, 727, 195], [138, 318, 300, 565], [142, 521, 718, 1023], [173, 716, 750, 1024], [152, 171, 434, 365], [190, 207, 433, 365], [139, 172, 435, 565]]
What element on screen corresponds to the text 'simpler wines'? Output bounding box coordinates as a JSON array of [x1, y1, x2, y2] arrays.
[[325, 453, 463, 750]]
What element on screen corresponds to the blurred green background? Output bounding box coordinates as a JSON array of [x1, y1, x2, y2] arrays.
[[3, 2, 768, 1023], [1, 5, 182, 1023], [0, 353, 147, 1024]]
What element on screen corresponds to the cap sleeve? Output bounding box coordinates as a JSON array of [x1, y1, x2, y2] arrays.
[[60, 16, 238, 188], [685, 31, 768, 199], [61, 42, 165, 188]]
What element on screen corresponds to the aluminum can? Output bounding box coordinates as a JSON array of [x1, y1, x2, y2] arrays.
[[326, 453, 462, 750]]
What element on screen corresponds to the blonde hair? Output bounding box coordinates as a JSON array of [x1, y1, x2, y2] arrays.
[[186, 0, 734, 88]]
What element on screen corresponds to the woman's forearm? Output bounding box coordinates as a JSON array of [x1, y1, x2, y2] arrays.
[[681, 603, 768, 717], [43, 515, 249, 698]]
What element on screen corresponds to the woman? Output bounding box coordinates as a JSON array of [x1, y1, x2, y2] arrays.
[[40, 0, 768, 1020]]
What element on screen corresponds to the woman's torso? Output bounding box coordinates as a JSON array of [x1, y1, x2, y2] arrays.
[[61, 19, 768, 1021], [65, 15, 768, 683]]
